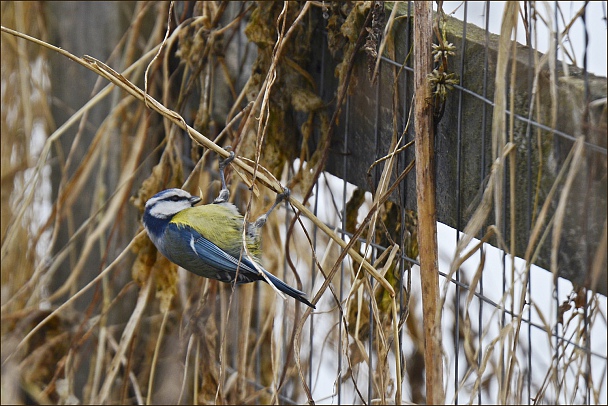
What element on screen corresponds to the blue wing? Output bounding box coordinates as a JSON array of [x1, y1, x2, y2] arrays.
[[162, 222, 263, 284], [191, 234, 264, 281], [161, 222, 316, 308]]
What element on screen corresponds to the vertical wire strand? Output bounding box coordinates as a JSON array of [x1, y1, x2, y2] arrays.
[[308, 14, 327, 394], [338, 96, 350, 405], [479, 2, 491, 403], [454, 3, 469, 403], [369, 41, 384, 404], [367, 48, 383, 405], [499, 1, 509, 396], [524, 2, 533, 403], [282, 189, 292, 401], [397, 2, 413, 400], [552, 2, 560, 402], [582, 4, 592, 405], [308, 175, 319, 393], [308, 7, 326, 395]]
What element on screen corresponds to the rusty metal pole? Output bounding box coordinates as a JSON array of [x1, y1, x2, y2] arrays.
[[413, 2, 445, 404]]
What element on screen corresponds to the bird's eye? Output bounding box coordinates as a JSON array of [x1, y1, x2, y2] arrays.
[[170, 196, 181, 202]]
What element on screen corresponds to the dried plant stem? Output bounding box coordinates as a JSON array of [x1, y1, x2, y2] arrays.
[[0, 25, 160, 277], [3, 25, 395, 298], [413, 2, 444, 403], [507, 137, 586, 400], [4, 231, 144, 366], [96, 272, 153, 403], [146, 308, 170, 404], [294, 158, 415, 402], [105, 333, 145, 404], [177, 335, 196, 404]]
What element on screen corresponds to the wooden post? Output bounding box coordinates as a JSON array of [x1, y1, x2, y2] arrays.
[[413, 2, 445, 404]]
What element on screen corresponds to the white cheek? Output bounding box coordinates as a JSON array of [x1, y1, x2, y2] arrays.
[[149, 201, 189, 218]]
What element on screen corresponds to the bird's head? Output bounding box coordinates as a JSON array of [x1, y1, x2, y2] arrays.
[[143, 189, 201, 238]]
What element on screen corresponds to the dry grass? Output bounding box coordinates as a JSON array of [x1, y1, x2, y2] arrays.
[[1, 2, 400, 404], [1, 1, 605, 405]]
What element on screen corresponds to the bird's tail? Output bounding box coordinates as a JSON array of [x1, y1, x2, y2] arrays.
[[262, 270, 316, 309]]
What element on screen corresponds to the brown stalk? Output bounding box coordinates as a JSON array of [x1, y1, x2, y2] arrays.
[[413, 2, 444, 403]]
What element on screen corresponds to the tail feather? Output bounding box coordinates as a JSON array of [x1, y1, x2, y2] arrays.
[[262, 270, 315, 309]]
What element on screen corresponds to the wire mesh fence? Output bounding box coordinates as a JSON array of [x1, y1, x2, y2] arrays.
[[294, 2, 607, 404], [1, 1, 606, 404]]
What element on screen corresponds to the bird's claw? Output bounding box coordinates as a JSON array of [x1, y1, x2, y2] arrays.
[[215, 148, 235, 204], [219, 149, 235, 171], [276, 187, 290, 204]]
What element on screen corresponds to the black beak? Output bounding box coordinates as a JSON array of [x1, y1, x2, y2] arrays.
[[189, 196, 202, 206]]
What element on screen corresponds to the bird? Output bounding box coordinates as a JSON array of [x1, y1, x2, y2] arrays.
[[142, 151, 315, 308]]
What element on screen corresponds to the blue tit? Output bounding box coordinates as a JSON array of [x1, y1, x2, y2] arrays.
[[142, 152, 315, 308]]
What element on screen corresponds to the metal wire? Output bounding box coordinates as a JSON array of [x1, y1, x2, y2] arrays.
[[237, 2, 607, 404], [454, 3, 468, 402], [309, 2, 605, 404]]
